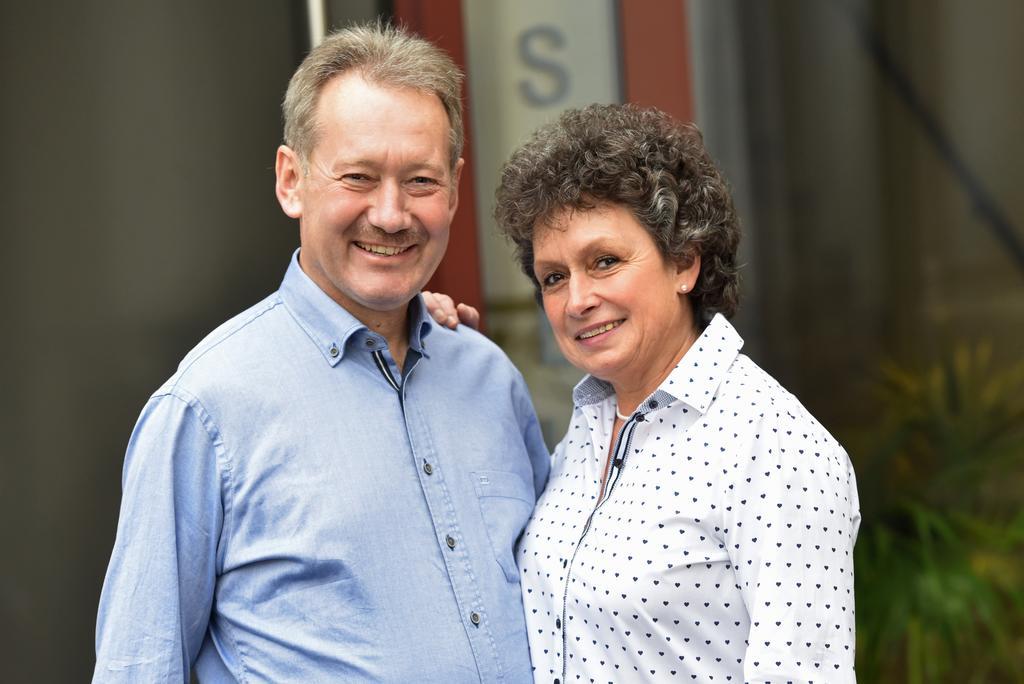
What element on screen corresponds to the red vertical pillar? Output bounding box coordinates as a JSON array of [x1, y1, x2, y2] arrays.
[[393, 0, 486, 330], [617, 0, 695, 122]]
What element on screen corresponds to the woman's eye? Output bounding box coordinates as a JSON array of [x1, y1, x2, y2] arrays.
[[596, 256, 619, 269], [541, 273, 564, 288]]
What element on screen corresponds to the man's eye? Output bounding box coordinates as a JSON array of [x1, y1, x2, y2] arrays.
[[410, 176, 439, 186], [596, 256, 619, 269], [343, 173, 372, 182]]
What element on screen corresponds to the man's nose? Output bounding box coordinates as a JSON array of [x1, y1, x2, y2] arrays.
[[366, 181, 408, 233]]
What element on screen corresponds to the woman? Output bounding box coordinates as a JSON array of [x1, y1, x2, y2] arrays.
[[432, 104, 860, 683]]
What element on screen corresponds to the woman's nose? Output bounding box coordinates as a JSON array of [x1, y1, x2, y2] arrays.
[[566, 275, 599, 317]]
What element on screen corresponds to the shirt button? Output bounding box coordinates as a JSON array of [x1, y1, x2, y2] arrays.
[[555, 617, 561, 629], [364, 339, 375, 348], [636, 413, 646, 422], [470, 611, 481, 625], [328, 345, 339, 358], [648, 399, 658, 409], [423, 462, 433, 475], [446, 535, 456, 549]]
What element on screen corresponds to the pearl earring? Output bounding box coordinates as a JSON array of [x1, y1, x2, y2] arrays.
[[680, 284, 689, 293]]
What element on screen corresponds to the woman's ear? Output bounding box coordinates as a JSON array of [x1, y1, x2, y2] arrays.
[[676, 248, 701, 293]]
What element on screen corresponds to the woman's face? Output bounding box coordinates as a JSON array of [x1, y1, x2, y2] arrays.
[[533, 203, 700, 396]]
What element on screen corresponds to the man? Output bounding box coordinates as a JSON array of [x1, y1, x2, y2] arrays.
[[94, 24, 549, 682]]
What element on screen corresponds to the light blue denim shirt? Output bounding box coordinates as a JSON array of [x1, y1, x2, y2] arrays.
[[93, 252, 550, 683]]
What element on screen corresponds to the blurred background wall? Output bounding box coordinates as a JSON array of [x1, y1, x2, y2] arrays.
[[2, 0, 1021, 681], [0, 2, 305, 679]]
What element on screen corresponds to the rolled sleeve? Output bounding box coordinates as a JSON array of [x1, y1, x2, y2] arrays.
[[93, 391, 224, 683]]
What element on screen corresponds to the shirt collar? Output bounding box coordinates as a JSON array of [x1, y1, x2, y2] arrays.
[[571, 314, 744, 416], [278, 249, 434, 366]]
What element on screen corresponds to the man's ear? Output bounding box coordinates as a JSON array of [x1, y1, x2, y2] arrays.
[[275, 145, 304, 219], [448, 157, 465, 217]]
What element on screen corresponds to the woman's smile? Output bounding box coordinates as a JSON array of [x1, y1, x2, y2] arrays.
[[574, 319, 625, 341]]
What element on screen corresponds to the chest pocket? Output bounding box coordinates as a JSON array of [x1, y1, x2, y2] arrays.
[[473, 470, 536, 583]]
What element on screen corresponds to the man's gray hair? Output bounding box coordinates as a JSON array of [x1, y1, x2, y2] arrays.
[[282, 22, 465, 169]]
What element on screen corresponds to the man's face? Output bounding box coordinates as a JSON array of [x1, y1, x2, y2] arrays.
[[275, 72, 462, 323]]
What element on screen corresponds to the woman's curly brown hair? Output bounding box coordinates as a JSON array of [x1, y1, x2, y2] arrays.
[[494, 103, 741, 324]]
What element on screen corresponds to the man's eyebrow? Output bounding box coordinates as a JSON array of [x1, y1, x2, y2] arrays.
[[407, 161, 448, 177], [328, 159, 449, 177], [327, 158, 374, 172]]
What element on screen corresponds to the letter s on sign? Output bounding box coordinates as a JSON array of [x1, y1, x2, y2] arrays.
[[518, 25, 569, 107]]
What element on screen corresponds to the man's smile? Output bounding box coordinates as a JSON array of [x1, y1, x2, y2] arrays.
[[354, 241, 413, 256]]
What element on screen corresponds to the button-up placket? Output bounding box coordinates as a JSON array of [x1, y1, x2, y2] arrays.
[[368, 341, 500, 681]]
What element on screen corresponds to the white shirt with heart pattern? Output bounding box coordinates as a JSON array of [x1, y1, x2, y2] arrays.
[[517, 314, 860, 684]]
